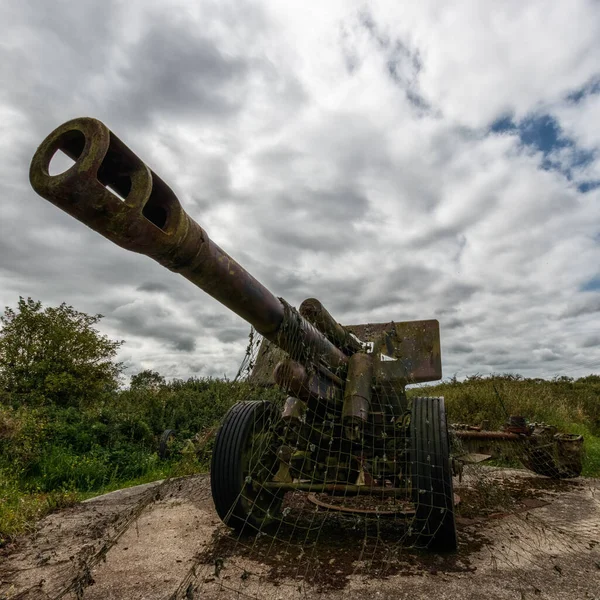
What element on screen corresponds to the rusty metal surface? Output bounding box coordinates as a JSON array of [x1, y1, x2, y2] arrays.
[[345, 320, 442, 384], [273, 358, 342, 404], [452, 421, 585, 479], [30, 118, 285, 336], [273, 300, 348, 373], [29, 119, 444, 378], [30, 118, 350, 380], [281, 396, 307, 421], [506, 415, 529, 435], [300, 298, 363, 355], [306, 493, 414, 516], [250, 320, 440, 387], [342, 353, 373, 432], [263, 482, 410, 496], [521, 430, 584, 478]]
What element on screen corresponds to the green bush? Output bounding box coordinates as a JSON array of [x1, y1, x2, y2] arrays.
[[0, 376, 278, 495], [0, 297, 123, 408]]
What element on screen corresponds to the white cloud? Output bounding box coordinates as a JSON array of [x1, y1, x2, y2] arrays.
[[1, 0, 599, 381], [360, 0, 600, 127], [553, 92, 600, 151]]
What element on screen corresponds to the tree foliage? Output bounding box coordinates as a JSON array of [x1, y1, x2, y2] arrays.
[[130, 369, 166, 391], [0, 297, 123, 407]]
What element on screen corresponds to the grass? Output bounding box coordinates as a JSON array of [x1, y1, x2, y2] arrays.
[[0, 473, 82, 546], [573, 424, 600, 477], [0, 456, 206, 546]]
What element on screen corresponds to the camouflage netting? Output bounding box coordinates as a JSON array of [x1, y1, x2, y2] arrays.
[[167, 328, 596, 600]]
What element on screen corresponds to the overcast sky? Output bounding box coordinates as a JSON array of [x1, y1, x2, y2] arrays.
[[1, 0, 599, 382]]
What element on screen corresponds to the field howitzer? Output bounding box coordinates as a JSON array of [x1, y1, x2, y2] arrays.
[[30, 118, 457, 552]]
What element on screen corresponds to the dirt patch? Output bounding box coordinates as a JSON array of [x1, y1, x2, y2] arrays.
[[1, 469, 599, 600], [198, 490, 483, 593]]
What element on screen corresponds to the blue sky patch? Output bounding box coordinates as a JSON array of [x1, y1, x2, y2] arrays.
[[578, 181, 600, 193], [490, 115, 516, 134], [566, 77, 600, 103], [520, 115, 567, 154], [581, 275, 600, 292], [489, 112, 598, 191]]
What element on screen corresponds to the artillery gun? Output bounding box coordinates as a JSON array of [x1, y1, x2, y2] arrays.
[[30, 118, 457, 552]]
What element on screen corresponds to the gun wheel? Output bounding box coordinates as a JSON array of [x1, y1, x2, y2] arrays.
[[158, 429, 177, 460], [411, 396, 458, 552], [211, 401, 283, 532]]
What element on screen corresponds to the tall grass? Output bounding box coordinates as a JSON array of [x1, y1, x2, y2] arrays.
[[408, 374, 600, 477], [0, 471, 81, 545]]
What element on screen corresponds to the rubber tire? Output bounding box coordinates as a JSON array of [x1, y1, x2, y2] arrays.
[[211, 401, 282, 532], [158, 429, 177, 460], [411, 397, 458, 552]]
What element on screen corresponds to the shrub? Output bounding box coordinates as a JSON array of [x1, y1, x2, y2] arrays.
[[0, 297, 123, 408]]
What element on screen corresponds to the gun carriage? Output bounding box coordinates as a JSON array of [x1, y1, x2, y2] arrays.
[[30, 117, 457, 551]]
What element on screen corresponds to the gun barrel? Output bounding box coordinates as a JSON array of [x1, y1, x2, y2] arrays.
[[300, 298, 363, 354], [29, 118, 347, 371], [29, 117, 284, 336]]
